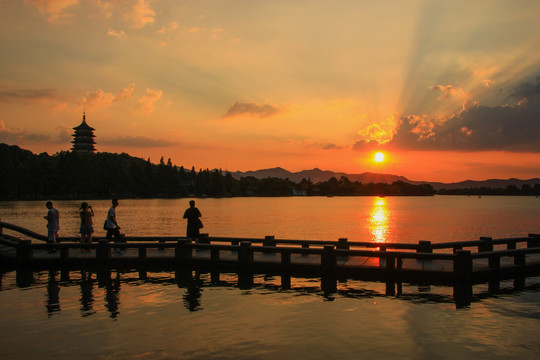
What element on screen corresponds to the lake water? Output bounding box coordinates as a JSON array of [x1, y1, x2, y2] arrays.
[[1, 196, 540, 359]]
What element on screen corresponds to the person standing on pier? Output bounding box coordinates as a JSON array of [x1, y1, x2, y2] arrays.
[[79, 202, 94, 252], [183, 200, 202, 242], [44, 201, 60, 252], [106, 199, 124, 254]]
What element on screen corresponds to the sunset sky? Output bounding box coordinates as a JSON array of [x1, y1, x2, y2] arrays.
[[1, 0, 539, 183]]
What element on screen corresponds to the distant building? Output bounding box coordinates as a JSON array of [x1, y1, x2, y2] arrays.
[[71, 113, 96, 153]]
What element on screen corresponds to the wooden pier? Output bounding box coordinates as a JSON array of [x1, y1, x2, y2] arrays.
[[2, 221, 540, 307]]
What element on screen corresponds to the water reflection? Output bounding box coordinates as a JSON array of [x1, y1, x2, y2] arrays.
[[369, 197, 389, 243], [104, 272, 121, 319], [5, 268, 536, 318], [175, 269, 204, 311], [80, 270, 95, 317], [46, 270, 60, 317]]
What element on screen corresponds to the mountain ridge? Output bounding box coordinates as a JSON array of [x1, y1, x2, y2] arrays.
[[230, 167, 540, 190]]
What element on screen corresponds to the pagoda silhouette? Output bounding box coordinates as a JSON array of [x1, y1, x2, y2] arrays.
[[71, 112, 96, 153]]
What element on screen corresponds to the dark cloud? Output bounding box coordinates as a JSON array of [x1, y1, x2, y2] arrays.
[[352, 140, 380, 151], [0, 121, 49, 143], [55, 125, 72, 144], [374, 77, 540, 152], [308, 142, 343, 150], [0, 88, 58, 103], [101, 136, 176, 148], [509, 76, 540, 102], [222, 101, 279, 118]]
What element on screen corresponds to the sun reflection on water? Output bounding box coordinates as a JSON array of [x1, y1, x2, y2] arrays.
[[369, 197, 389, 243]]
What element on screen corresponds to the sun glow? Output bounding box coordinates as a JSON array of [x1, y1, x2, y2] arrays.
[[369, 197, 389, 243], [374, 152, 385, 163]]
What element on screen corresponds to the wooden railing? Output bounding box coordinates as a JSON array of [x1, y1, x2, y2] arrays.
[[2, 221, 540, 286]]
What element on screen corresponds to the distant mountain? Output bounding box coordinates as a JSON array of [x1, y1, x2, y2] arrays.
[[230, 167, 540, 190], [231, 167, 412, 184], [427, 178, 540, 191]]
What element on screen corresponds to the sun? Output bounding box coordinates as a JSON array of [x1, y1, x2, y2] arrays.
[[374, 152, 385, 163]]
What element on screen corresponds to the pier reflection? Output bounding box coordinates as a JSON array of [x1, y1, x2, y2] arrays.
[[4, 267, 538, 317], [369, 197, 390, 243], [79, 270, 95, 317], [46, 270, 60, 316]]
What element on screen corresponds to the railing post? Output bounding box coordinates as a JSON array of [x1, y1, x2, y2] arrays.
[[514, 252, 526, 266], [238, 241, 253, 267], [97, 240, 110, 263], [16, 240, 32, 265], [488, 254, 501, 293], [479, 237, 493, 252], [514, 252, 526, 290], [199, 233, 210, 245], [301, 242, 309, 256], [211, 247, 220, 261], [386, 253, 396, 271], [210, 246, 220, 282], [453, 250, 473, 308], [139, 246, 147, 260], [60, 246, 69, 260], [281, 250, 291, 271], [488, 254, 500, 270], [175, 239, 192, 264], [263, 235, 276, 247], [321, 245, 336, 274], [527, 234, 540, 248], [0, 216, 3, 235], [507, 240, 517, 250], [417, 240, 432, 253], [337, 238, 349, 250], [454, 250, 473, 282]]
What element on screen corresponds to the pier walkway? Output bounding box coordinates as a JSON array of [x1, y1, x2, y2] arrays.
[[2, 221, 540, 286]]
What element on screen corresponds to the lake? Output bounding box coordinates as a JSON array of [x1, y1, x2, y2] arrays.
[[1, 196, 540, 359]]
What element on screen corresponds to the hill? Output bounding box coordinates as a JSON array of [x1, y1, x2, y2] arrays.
[[231, 167, 410, 184], [231, 167, 540, 190]]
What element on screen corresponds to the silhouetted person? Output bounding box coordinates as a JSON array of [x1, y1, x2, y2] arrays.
[[79, 202, 94, 252], [183, 200, 202, 241], [44, 201, 59, 253], [106, 199, 124, 254]]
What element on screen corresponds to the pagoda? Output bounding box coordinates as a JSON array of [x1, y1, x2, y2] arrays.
[[71, 112, 96, 153]]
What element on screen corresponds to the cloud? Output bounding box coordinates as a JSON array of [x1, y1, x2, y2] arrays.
[[509, 76, 540, 102], [107, 29, 126, 39], [429, 84, 466, 100], [78, 84, 135, 109], [379, 78, 540, 152], [306, 141, 344, 150], [0, 87, 58, 103], [115, 83, 135, 101], [352, 139, 381, 151], [156, 22, 178, 34], [0, 120, 49, 143], [223, 102, 280, 118], [129, 0, 155, 28], [25, 0, 79, 22], [78, 89, 115, 109], [101, 135, 175, 148], [55, 124, 72, 143], [136, 88, 163, 114]]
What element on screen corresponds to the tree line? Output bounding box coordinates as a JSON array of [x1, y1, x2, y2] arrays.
[[1, 143, 538, 200]]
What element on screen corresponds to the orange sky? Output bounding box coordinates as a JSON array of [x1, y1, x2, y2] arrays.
[[1, 1, 540, 183]]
